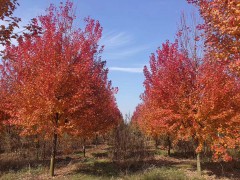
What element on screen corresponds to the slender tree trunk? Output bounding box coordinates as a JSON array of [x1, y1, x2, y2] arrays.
[[167, 136, 171, 156], [50, 132, 57, 176], [50, 113, 59, 177], [154, 136, 159, 149], [95, 134, 98, 147], [195, 138, 202, 175], [36, 139, 40, 160], [155, 139, 158, 149], [197, 152, 201, 175], [83, 138, 86, 157], [43, 141, 46, 160]]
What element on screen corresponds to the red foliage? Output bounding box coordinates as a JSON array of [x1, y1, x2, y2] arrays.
[[134, 39, 240, 161], [0, 1, 121, 139], [187, 0, 240, 71]]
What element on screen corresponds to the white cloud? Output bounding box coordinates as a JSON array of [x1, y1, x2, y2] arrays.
[[104, 44, 150, 60], [100, 31, 150, 60], [109, 67, 143, 73], [100, 31, 132, 49]]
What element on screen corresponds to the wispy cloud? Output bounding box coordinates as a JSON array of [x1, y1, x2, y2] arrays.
[[101, 31, 150, 60], [104, 44, 149, 60], [109, 67, 143, 73], [101, 31, 132, 49]]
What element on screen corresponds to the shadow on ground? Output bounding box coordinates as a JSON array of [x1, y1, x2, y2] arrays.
[[0, 150, 239, 180], [73, 155, 183, 177], [201, 161, 240, 179], [0, 154, 75, 173], [167, 151, 240, 179]]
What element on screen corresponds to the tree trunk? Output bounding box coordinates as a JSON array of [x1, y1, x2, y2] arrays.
[[95, 134, 98, 147], [83, 138, 86, 157], [50, 132, 57, 176], [197, 152, 201, 175], [83, 145, 86, 157], [154, 136, 159, 149], [36, 139, 40, 160], [167, 136, 171, 156], [34, 135, 40, 160], [50, 113, 59, 177], [43, 141, 46, 160]]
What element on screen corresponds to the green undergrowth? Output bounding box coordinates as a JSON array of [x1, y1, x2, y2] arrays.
[[63, 166, 204, 180], [0, 165, 47, 180], [0, 157, 205, 180]]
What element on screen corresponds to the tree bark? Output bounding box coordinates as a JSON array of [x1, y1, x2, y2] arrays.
[[197, 152, 201, 175], [35, 138, 40, 160], [50, 113, 59, 177], [167, 136, 171, 156], [83, 138, 86, 157], [154, 136, 159, 149], [50, 132, 57, 176], [43, 141, 46, 160]]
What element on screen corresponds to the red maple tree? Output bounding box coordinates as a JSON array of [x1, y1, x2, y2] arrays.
[[0, 1, 121, 176], [135, 38, 240, 174]]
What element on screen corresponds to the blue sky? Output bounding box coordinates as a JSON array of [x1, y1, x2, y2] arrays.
[[14, 0, 199, 116]]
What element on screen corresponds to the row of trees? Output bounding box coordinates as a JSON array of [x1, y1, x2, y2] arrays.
[[132, 0, 240, 175], [0, 1, 122, 176]]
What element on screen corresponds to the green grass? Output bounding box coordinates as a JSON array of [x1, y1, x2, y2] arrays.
[[65, 166, 204, 180], [0, 165, 46, 180], [0, 146, 208, 180], [127, 167, 187, 180], [91, 152, 109, 158], [0, 156, 206, 180], [155, 149, 169, 156], [63, 155, 204, 180]]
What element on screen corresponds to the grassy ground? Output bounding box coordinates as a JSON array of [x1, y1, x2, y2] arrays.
[[0, 144, 239, 180]]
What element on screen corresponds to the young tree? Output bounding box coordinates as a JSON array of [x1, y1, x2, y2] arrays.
[[187, 0, 240, 162], [196, 61, 240, 162], [132, 102, 174, 155], [139, 38, 240, 174], [1, 1, 120, 176]]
